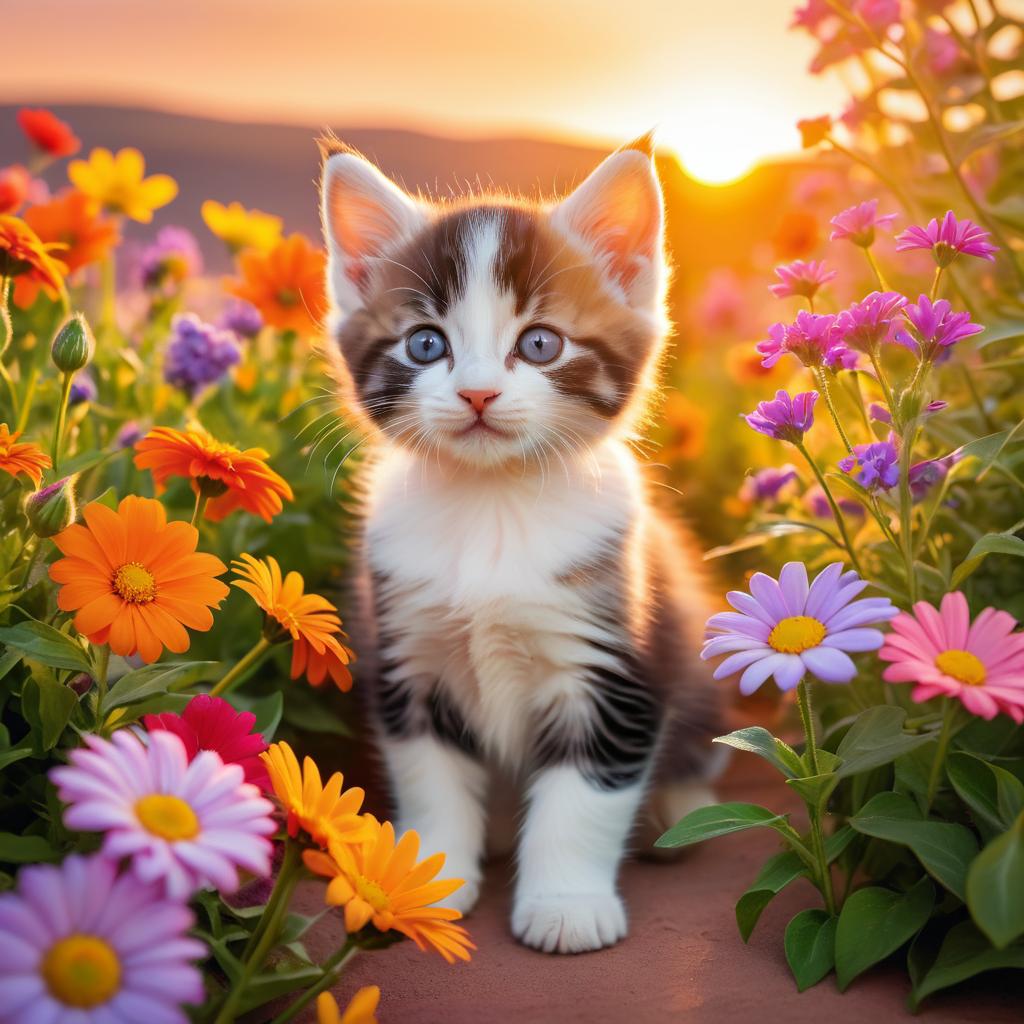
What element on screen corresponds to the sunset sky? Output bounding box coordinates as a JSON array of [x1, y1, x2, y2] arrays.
[[4, 0, 845, 184]]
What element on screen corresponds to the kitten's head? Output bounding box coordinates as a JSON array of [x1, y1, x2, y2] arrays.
[[320, 135, 668, 469]]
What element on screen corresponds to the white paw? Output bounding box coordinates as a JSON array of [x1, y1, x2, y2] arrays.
[[444, 876, 481, 916], [511, 892, 627, 954]]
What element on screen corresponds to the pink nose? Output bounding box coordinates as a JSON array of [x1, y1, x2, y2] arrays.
[[458, 389, 501, 414]]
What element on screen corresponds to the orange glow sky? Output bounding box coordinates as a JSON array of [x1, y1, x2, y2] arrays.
[[4, 0, 845, 183]]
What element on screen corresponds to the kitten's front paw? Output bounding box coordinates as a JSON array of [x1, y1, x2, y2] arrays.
[[445, 876, 481, 916], [511, 892, 627, 954]]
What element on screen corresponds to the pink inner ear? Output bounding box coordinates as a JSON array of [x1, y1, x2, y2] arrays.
[[345, 259, 370, 293]]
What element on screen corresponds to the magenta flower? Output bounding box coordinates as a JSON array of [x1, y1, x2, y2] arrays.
[[923, 26, 961, 75], [829, 199, 898, 247], [51, 730, 275, 900], [744, 389, 818, 443], [909, 451, 961, 502], [880, 592, 1024, 721], [740, 465, 799, 504], [836, 291, 907, 352], [805, 486, 866, 521], [895, 210, 997, 266], [757, 311, 851, 369], [857, 0, 901, 32], [0, 854, 205, 1023], [895, 295, 984, 360], [769, 259, 837, 300], [790, 0, 834, 35], [839, 438, 900, 490], [702, 561, 898, 693]]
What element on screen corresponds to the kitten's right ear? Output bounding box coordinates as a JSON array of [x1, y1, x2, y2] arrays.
[[319, 141, 426, 313]]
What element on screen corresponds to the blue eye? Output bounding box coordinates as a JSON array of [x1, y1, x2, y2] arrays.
[[517, 326, 564, 365], [406, 327, 448, 364]]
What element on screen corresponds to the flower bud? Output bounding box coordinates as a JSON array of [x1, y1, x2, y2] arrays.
[[68, 673, 93, 697], [50, 314, 95, 374], [24, 477, 76, 538]]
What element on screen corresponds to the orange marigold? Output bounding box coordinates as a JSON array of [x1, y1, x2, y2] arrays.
[[304, 818, 474, 963], [0, 215, 67, 303], [0, 423, 51, 486], [232, 554, 355, 692], [226, 233, 327, 336], [133, 426, 293, 523], [49, 495, 229, 663]]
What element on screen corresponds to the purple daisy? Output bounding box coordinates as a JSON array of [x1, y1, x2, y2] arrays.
[[740, 465, 799, 505], [839, 438, 900, 490], [829, 199, 898, 247], [51, 729, 275, 901], [744, 389, 818, 443], [0, 853, 205, 1023], [219, 299, 263, 340], [769, 259, 837, 300], [702, 561, 898, 693], [895, 295, 984, 360], [836, 291, 907, 352], [137, 226, 203, 292], [163, 312, 241, 398], [757, 311, 851, 369], [895, 210, 997, 266]]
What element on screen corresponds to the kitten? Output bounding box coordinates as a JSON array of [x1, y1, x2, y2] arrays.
[[319, 134, 723, 954]]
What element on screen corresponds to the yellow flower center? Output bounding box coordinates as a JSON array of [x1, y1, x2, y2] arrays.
[[112, 562, 156, 604], [134, 793, 200, 841], [768, 615, 827, 654], [42, 934, 121, 1008], [355, 875, 391, 913], [935, 649, 986, 686]]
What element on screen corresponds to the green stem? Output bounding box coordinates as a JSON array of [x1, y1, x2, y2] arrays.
[[929, 265, 944, 302], [863, 247, 889, 291], [212, 840, 303, 1024], [797, 681, 837, 916], [100, 254, 117, 336], [925, 698, 957, 812], [19, 540, 41, 589], [190, 491, 209, 527], [795, 441, 864, 575], [208, 636, 272, 698], [15, 367, 38, 434], [268, 939, 360, 1024], [868, 495, 901, 550], [868, 348, 896, 414], [898, 428, 919, 604], [797, 680, 820, 777], [814, 368, 854, 454], [94, 644, 111, 720], [51, 372, 73, 471]]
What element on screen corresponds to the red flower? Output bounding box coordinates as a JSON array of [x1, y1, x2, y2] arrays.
[[143, 694, 270, 789], [17, 108, 81, 159], [0, 165, 30, 215]]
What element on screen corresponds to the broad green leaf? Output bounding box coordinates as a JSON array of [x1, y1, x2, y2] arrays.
[[786, 772, 838, 813], [231, 690, 284, 741], [948, 751, 1024, 832], [849, 792, 979, 899], [835, 877, 934, 990], [0, 742, 33, 771], [835, 706, 934, 779], [825, 826, 857, 863], [784, 908, 836, 992], [655, 802, 789, 850], [238, 964, 323, 1014], [0, 620, 92, 674], [714, 727, 802, 778], [951, 533, 1024, 589], [910, 920, 1024, 1009], [735, 850, 806, 943], [0, 832, 60, 864], [966, 812, 1024, 949], [22, 676, 78, 751], [102, 661, 221, 712]]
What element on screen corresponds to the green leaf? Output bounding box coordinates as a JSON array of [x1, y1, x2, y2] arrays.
[[102, 661, 221, 712], [655, 802, 789, 849], [714, 727, 802, 778], [238, 964, 323, 1014], [784, 909, 836, 992], [786, 772, 838, 813], [834, 706, 934, 779], [951, 533, 1024, 589], [966, 812, 1024, 949], [948, 751, 1024, 832], [954, 118, 1024, 163], [834, 877, 934, 991], [735, 851, 806, 943], [231, 690, 284, 741], [0, 832, 60, 864], [0, 741, 33, 772], [849, 792, 979, 900], [22, 675, 78, 751], [0, 620, 92, 674], [910, 920, 1024, 1009]]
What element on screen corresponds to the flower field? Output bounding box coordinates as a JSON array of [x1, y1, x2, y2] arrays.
[[1, 0, 1024, 1020]]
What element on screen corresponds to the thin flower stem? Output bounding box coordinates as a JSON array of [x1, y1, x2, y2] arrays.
[[794, 441, 864, 575], [863, 247, 889, 291], [898, 429, 919, 605], [0, 277, 18, 421], [797, 681, 820, 777], [51, 372, 73, 471], [208, 636, 273, 698], [925, 698, 958, 812], [0, 361, 18, 422], [93, 644, 111, 721], [18, 539, 41, 590], [190, 491, 209, 527], [929, 265, 944, 302], [868, 349, 896, 413], [15, 366, 38, 434], [843, 372, 873, 440], [268, 940, 360, 1024], [814, 368, 854, 454], [99, 254, 117, 335], [796, 681, 837, 916]]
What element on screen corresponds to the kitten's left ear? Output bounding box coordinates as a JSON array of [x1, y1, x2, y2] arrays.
[[551, 135, 665, 307]]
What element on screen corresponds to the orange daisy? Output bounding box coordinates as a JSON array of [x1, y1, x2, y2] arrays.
[[261, 741, 367, 847], [232, 554, 355, 692], [49, 495, 229, 663], [304, 817, 474, 963], [15, 190, 119, 308], [0, 214, 67, 304], [133, 426, 293, 523], [225, 233, 327, 336], [0, 423, 51, 486]]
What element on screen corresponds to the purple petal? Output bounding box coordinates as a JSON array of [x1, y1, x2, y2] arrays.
[[739, 653, 790, 695], [800, 645, 857, 683], [822, 627, 886, 652]]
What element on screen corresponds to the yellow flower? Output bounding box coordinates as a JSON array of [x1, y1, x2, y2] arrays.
[[201, 200, 282, 253], [317, 987, 380, 1024], [304, 818, 475, 963], [261, 741, 367, 847], [68, 148, 177, 223]]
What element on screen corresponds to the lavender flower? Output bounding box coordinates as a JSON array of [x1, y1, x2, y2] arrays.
[[744, 390, 818, 443], [115, 420, 143, 449], [769, 259, 836, 300], [909, 452, 961, 502], [757, 311, 851, 369], [895, 295, 984, 360], [805, 486, 866, 521], [68, 370, 96, 406], [138, 226, 203, 291], [219, 299, 263, 339], [740, 465, 799, 505], [895, 211, 997, 266], [836, 291, 907, 352], [163, 313, 241, 397], [829, 199, 898, 247], [839, 439, 900, 490]]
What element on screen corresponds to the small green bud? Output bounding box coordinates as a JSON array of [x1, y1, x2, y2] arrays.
[[50, 314, 95, 374], [24, 477, 76, 538]]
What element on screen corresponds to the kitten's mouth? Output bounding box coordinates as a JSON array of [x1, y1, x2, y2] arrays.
[[454, 418, 510, 439]]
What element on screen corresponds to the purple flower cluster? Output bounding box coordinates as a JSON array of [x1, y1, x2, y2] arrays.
[[758, 311, 854, 369], [163, 312, 240, 397], [740, 465, 799, 505], [895, 295, 984, 360], [137, 226, 203, 292], [745, 389, 818, 443], [839, 439, 900, 491], [836, 291, 907, 353], [219, 299, 263, 339]]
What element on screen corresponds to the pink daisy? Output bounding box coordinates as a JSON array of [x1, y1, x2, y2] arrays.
[[895, 210, 997, 266], [0, 853, 205, 1024], [879, 592, 1024, 721], [769, 259, 837, 300], [51, 729, 275, 900], [829, 199, 898, 247]]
